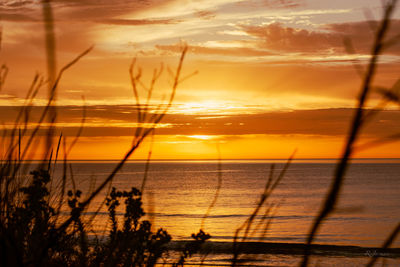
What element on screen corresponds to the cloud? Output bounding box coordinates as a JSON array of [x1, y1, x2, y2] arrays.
[[325, 20, 400, 55], [97, 18, 181, 26], [241, 22, 338, 53], [0, 0, 35, 10], [194, 9, 216, 20], [0, 1, 38, 22], [156, 43, 275, 57], [1, 105, 400, 138], [0, 12, 37, 22], [239, 0, 304, 9], [240, 20, 400, 55], [0, 0, 165, 22], [0, 0, 305, 24]]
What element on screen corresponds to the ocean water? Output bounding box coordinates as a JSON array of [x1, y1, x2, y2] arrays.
[[49, 159, 400, 266]]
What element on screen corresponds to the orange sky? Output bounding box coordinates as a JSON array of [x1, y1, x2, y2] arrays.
[[1, 0, 400, 159]]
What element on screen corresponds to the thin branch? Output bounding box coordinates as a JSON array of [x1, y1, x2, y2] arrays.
[[300, 2, 398, 266], [0, 64, 9, 92], [55, 46, 187, 234], [366, 222, 400, 267], [200, 143, 222, 229], [140, 129, 155, 193], [355, 132, 400, 151], [20, 46, 93, 161], [129, 59, 143, 125], [232, 152, 295, 266], [343, 37, 364, 78], [42, 0, 57, 157], [67, 96, 86, 156]]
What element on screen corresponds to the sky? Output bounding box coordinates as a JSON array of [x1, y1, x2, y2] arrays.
[[1, 0, 400, 159]]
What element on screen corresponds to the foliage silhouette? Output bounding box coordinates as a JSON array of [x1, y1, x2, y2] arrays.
[[1, 167, 211, 266]]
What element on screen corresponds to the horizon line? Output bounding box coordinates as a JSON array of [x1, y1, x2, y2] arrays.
[[14, 158, 400, 162]]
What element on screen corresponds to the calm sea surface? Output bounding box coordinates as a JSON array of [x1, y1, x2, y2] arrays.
[[48, 159, 400, 266]]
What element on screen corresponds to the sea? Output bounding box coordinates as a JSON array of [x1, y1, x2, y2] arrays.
[[47, 159, 400, 266]]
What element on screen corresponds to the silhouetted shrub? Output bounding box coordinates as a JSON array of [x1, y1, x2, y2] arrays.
[[0, 169, 211, 266]]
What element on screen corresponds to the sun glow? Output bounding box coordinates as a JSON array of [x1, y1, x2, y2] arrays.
[[175, 101, 227, 114], [187, 135, 216, 140], [171, 100, 264, 115]]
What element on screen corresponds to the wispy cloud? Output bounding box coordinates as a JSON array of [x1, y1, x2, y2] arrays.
[[2, 105, 400, 138], [96, 18, 182, 26], [156, 43, 275, 57]]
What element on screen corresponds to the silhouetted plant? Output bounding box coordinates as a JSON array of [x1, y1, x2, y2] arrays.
[[8, 170, 56, 266], [1, 169, 81, 266], [1, 167, 212, 266], [172, 229, 211, 267], [93, 187, 172, 267]]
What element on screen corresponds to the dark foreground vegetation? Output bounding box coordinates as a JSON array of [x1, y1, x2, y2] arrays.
[[0, 167, 211, 266], [1, 0, 400, 266]]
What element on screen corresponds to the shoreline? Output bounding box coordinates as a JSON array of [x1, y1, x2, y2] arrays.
[[167, 241, 400, 258]]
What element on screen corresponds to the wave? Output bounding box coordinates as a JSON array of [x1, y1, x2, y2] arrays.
[[167, 241, 400, 258], [78, 211, 313, 220]]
